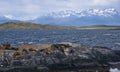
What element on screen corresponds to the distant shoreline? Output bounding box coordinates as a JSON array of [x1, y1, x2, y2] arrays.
[[0, 22, 120, 30], [79, 25, 120, 30], [0, 22, 76, 30]]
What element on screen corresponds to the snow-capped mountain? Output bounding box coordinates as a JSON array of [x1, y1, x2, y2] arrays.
[[45, 8, 118, 18], [31, 8, 120, 26], [0, 15, 20, 24], [0, 15, 10, 23], [0, 8, 120, 26]]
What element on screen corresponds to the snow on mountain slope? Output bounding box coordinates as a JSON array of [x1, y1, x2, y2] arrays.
[[44, 8, 119, 18], [31, 8, 120, 26], [0, 15, 20, 24], [0, 8, 120, 26]]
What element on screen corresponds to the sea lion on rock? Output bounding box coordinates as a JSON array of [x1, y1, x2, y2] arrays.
[[59, 42, 73, 47], [51, 43, 74, 56], [18, 44, 52, 51], [39, 48, 54, 55], [2, 42, 11, 50], [51, 44, 71, 51], [13, 50, 23, 59]]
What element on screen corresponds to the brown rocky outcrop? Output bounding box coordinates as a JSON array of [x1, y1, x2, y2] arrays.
[[18, 44, 52, 51], [0, 42, 119, 72], [13, 50, 23, 59]]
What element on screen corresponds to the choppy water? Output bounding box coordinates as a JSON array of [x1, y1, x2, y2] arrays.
[[0, 29, 120, 72], [0, 29, 120, 50]]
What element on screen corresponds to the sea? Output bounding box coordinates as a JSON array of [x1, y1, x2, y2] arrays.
[[0, 29, 120, 72], [0, 29, 120, 50]]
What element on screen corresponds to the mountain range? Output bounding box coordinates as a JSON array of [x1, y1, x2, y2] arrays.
[[0, 15, 20, 24], [0, 8, 120, 26]]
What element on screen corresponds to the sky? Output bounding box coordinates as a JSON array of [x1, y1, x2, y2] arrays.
[[0, 0, 120, 20]]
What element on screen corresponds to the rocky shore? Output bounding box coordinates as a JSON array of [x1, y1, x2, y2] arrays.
[[0, 42, 120, 72]]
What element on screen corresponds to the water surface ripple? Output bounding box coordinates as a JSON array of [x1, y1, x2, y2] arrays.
[[0, 29, 120, 50]]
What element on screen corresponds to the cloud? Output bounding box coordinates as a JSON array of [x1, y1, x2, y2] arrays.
[[65, 0, 120, 9], [92, 0, 120, 6], [0, 0, 119, 20]]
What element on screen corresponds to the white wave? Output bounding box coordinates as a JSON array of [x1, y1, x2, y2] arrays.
[[115, 43, 120, 45], [110, 68, 120, 72], [28, 42, 33, 44], [18, 42, 24, 44]]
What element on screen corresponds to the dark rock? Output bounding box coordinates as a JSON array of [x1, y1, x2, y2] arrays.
[[0, 42, 120, 71], [11, 60, 23, 66]]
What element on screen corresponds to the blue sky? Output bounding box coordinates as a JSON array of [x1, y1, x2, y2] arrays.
[[0, 0, 120, 20]]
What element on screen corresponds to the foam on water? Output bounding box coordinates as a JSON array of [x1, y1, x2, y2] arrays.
[[110, 68, 120, 72], [115, 43, 120, 45]]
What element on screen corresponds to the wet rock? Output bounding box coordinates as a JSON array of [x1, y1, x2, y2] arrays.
[[0, 42, 120, 71], [37, 67, 49, 72], [11, 60, 23, 66]]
